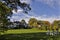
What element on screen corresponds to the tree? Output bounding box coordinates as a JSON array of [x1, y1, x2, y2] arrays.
[[20, 19, 28, 28], [21, 19, 26, 24], [0, 2, 12, 32], [52, 20, 59, 30], [0, 0, 31, 32], [52, 20, 60, 35], [28, 18, 37, 28], [2, 0, 31, 13], [37, 20, 43, 29], [43, 21, 50, 30], [37, 21, 50, 30]]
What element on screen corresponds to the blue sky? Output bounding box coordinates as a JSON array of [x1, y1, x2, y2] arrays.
[[10, 0, 60, 23]]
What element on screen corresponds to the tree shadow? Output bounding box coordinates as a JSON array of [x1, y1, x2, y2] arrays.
[[0, 32, 60, 40]]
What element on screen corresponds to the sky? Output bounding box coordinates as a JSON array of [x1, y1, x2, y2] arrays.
[[10, 0, 60, 23]]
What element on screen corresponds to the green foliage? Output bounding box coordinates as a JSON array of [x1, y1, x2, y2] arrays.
[[0, 0, 31, 32], [3, 0, 31, 14], [0, 2, 12, 32], [52, 20, 60, 30], [21, 19, 26, 24], [28, 18, 37, 28], [28, 18, 51, 30]]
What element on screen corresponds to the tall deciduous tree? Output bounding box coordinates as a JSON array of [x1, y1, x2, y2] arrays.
[[0, 0, 31, 32], [0, 2, 12, 32], [21, 19, 26, 24], [28, 18, 37, 28], [43, 21, 50, 30], [52, 20, 60, 30]]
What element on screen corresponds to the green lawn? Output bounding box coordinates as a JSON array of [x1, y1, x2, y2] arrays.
[[0, 28, 60, 35], [4, 28, 47, 34], [0, 29, 60, 40]]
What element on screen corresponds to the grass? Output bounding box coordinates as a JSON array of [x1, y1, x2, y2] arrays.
[[4, 28, 47, 34], [0, 32, 47, 40], [0, 28, 60, 35], [0, 28, 60, 40], [0, 32, 60, 40]]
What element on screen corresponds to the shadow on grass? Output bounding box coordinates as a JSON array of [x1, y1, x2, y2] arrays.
[[0, 32, 60, 40]]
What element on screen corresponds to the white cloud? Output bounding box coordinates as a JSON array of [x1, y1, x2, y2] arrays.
[[12, 9, 23, 14], [20, 0, 31, 4], [11, 0, 60, 23], [20, 14, 60, 23], [12, 6, 23, 14], [11, 8, 60, 23], [28, 15, 60, 23], [10, 12, 60, 23], [35, 0, 60, 7]]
